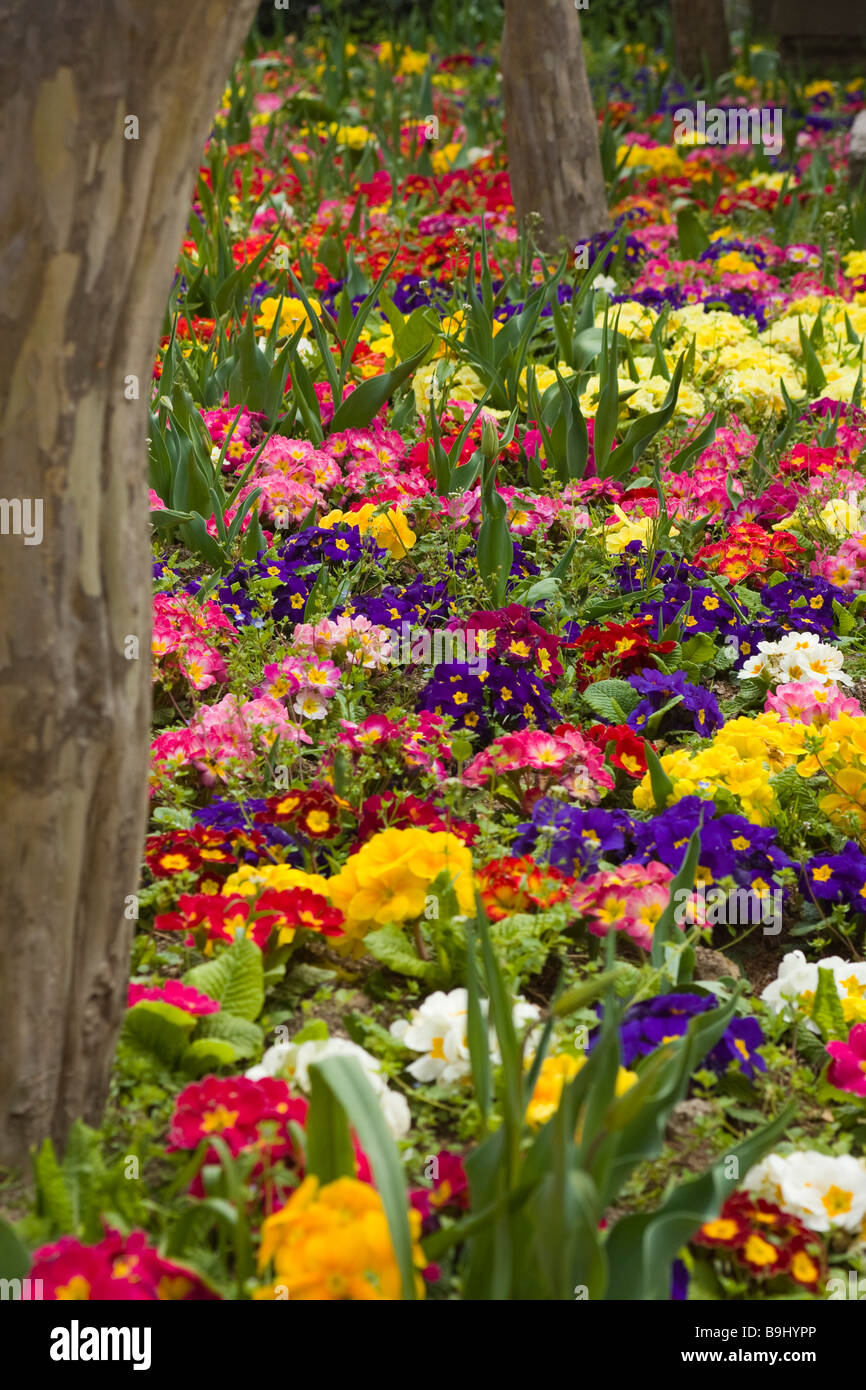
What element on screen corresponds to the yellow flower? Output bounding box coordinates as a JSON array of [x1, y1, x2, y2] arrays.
[[255, 1176, 426, 1301], [222, 864, 331, 898], [255, 296, 321, 338], [845, 250, 866, 281], [525, 1052, 637, 1129], [413, 361, 487, 414], [320, 503, 416, 559], [327, 827, 476, 942], [599, 505, 678, 556]]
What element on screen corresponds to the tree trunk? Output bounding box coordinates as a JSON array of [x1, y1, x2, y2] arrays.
[[501, 0, 609, 253], [0, 0, 257, 1167], [671, 0, 731, 81]]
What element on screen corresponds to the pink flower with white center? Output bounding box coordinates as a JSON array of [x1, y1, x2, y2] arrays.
[[240, 695, 302, 749], [438, 490, 482, 528], [289, 620, 340, 659], [259, 436, 318, 470], [570, 861, 674, 950], [152, 623, 181, 659], [463, 727, 612, 808], [307, 454, 341, 490]]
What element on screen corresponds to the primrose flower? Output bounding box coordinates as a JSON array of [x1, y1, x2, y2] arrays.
[[743, 1151, 866, 1233], [760, 950, 866, 1031], [390, 987, 540, 1085], [525, 1052, 637, 1128], [320, 502, 416, 558], [247, 1036, 410, 1138], [326, 827, 476, 943], [255, 295, 321, 337], [255, 1176, 426, 1301], [827, 1024, 866, 1098], [29, 1231, 219, 1301], [765, 680, 861, 725]]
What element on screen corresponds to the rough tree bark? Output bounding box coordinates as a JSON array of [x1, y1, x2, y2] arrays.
[[671, 0, 731, 82], [0, 0, 257, 1167], [501, 0, 609, 253]]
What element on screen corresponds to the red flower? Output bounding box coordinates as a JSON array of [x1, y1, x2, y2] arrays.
[[583, 722, 649, 778], [566, 618, 676, 689], [354, 792, 478, 850], [476, 856, 571, 921], [30, 1230, 220, 1301], [256, 887, 345, 942]]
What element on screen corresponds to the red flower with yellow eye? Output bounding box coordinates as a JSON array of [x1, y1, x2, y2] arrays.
[[582, 723, 650, 779], [693, 1191, 826, 1290], [256, 787, 346, 840], [255, 888, 345, 945]]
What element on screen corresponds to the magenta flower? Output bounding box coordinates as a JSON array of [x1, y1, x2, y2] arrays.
[[127, 980, 220, 1016], [827, 1024, 866, 1097]]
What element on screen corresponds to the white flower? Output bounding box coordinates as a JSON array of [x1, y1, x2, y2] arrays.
[[737, 632, 848, 688], [246, 1036, 410, 1139], [296, 336, 316, 367], [390, 987, 541, 1085], [744, 1151, 866, 1232], [760, 950, 866, 1030]]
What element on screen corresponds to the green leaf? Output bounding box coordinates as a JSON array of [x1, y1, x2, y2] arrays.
[[650, 829, 702, 975], [32, 1138, 75, 1233], [676, 207, 709, 261], [327, 342, 430, 434], [311, 1056, 418, 1300], [122, 999, 197, 1066], [798, 318, 827, 396], [581, 678, 640, 721], [305, 1067, 356, 1183], [364, 924, 436, 980], [184, 1038, 243, 1074], [644, 740, 674, 811], [811, 966, 847, 1041], [0, 1218, 29, 1282], [195, 1012, 263, 1060], [184, 939, 265, 1022]]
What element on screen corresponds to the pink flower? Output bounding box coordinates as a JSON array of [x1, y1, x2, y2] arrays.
[[462, 727, 612, 808], [827, 1024, 866, 1097], [570, 861, 674, 950], [128, 980, 220, 1015], [765, 680, 861, 725]]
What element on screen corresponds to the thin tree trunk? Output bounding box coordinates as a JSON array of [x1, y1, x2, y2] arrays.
[[0, 0, 257, 1167], [501, 0, 609, 253], [671, 0, 731, 81]]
